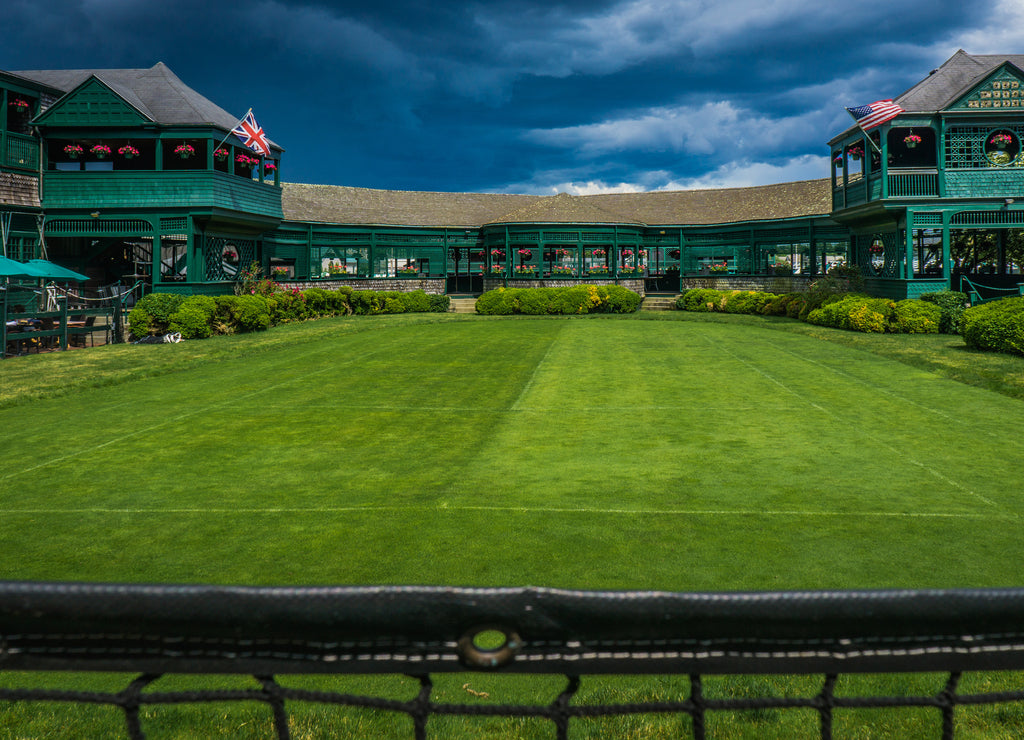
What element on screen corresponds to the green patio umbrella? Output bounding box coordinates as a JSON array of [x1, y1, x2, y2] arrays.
[[24, 259, 89, 282], [0, 256, 47, 279]]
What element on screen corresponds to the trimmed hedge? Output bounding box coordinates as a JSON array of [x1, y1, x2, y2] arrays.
[[962, 296, 1024, 356], [129, 287, 449, 340], [919, 291, 969, 335], [675, 287, 948, 335], [475, 285, 641, 315]]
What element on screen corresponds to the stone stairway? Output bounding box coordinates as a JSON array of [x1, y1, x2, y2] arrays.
[[641, 294, 680, 311], [449, 297, 477, 314]]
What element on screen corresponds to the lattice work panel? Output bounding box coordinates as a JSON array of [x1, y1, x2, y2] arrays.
[[913, 213, 944, 227], [204, 236, 256, 281], [945, 125, 1024, 169], [159, 217, 188, 234], [950, 210, 1024, 227]]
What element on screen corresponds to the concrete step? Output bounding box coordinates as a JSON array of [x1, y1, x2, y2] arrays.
[[641, 295, 680, 311], [449, 297, 477, 314]]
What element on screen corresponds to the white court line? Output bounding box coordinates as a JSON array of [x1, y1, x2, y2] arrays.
[[0, 505, 1012, 520], [0, 343, 391, 483], [704, 334, 999, 508], [512, 328, 562, 410]]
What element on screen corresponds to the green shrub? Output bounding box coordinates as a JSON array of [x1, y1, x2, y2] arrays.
[[168, 305, 213, 339], [678, 288, 723, 312], [399, 290, 432, 313], [761, 292, 800, 316], [962, 297, 1024, 356], [807, 296, 893, 333], [167, 296, 217, 339], [892, 299, 941, 334], [129, 293, 185, 336], [476, 288, 519, 315], [919, 290, 969, 334], [429, 294, 451, 313], [127, 306, 153, 339], [216, 294, 271, 332], [475, 286, 639, 315]]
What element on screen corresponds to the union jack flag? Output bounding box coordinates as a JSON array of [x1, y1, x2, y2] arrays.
[[845, 99, 904, 130], [231, 110, 270, 156]]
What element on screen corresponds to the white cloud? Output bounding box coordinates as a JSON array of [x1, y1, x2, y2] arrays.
[[527, 100, 831, 158], [654, 154, 831, 190], [938, 0, 1024, 55]]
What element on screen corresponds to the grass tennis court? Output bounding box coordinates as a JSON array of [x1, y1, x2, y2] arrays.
[[3, 311, 1024, 737]]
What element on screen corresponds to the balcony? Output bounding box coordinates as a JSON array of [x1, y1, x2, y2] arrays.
[[41, 169, 282, 221], [3, 132, 38, 172], [887, 170, 939, 198]]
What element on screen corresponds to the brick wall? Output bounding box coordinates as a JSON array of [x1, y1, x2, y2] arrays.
[[680, 275, 816, 293], [482, 278, 645, 295], [280, 278, 447, 295]]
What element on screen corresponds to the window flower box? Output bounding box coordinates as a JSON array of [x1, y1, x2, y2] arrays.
[[398, 266, 419, 275], [588, 266, 610, 275], [235, 153, 259, 169], [514, 266, 538, 276], [552, 265, 575, 276], [271, 266, 288, 278], [489, 264, 506, 275]]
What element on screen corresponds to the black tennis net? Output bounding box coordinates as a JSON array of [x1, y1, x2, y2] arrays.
[[3, 581, 1024, 738]]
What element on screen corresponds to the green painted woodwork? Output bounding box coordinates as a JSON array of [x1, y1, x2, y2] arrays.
[[945, 170, 1024, 198], [888, 172, 939, 198], [3, 132, 38, 171], [33, 78, 149, 127], [42, 171, 282, 221], [949, 63, 1024, 111]]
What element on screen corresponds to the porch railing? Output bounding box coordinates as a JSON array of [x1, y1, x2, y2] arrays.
[[3, 131, 38, 172], [889, 169, 939, 198]]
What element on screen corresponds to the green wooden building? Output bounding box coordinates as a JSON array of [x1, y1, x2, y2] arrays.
[[830, 50, 1024, 299], [2, 51, 1022, 301]]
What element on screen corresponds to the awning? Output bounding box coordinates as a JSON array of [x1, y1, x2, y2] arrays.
[[0, 256, 47, 279], [25, 259, 89, 282]]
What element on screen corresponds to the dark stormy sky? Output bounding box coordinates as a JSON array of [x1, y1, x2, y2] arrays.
[[4, 0, 1021, 194]]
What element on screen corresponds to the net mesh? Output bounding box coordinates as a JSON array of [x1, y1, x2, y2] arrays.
[[3, 582, 1024, 739]]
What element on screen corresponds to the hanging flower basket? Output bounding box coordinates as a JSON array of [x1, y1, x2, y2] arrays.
[[8, 98, 30, 114], [490, 248, 504, 258], [63, 144, 83, 160], [263, 162, 277, 176], [590, 249, 606, 257], [174, 144, 196, 159], [990, 133, 1014, 149], [235, 153, 259, 170], [517, 249, 533, 259], [118, 144, 140, 159], [89, 144, 111, 159], [214, 148, 229, 162], [668, 249, 681, 260], [223, 248, 239, 264], [903, 134, 922, 149], [848, 146, 863, 161]]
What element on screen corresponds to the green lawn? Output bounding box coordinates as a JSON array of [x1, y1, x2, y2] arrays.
[[3, 311, 1024, 737]]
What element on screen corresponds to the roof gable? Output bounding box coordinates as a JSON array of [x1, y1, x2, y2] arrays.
[[946, 61, 1024, 112], [33, 75, 151, 127]]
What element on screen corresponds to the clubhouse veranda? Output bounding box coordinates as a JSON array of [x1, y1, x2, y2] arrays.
[[2, 50, 1024, 301]]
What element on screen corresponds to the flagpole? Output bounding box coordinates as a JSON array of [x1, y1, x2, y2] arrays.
[[214, 108, 253, 153], [846, 112, 884, 155]]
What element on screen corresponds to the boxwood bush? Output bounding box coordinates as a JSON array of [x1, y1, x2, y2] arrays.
[[919, 290, 969, 334], [128, 292, 186, 338], [476, 285, 640, 315], [961, 296, 1024, 356]]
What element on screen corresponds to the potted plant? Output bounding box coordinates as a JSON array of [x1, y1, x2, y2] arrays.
[[833, 155, 843, 168], [590, 248, 606, 257], [517, 248, 533, 260], [63, 144, 84, 159], [589, 265, 610, 275], [271, 266, 288, 278], [90, 144, 111, 159], [903, 133, 922, 149], [235, 153, 258, 170], [399, 264, 418, 275], [990, 133, 1014, 149], [223, 248, 239, 264], [8, 98, 30, 114], [848, 145, 863, 161], [552, 265, 574, 276], [118, 144, 140, 159], [489, 264, 505, 274], [214, 147, 229, 162], [490, 248, 504, 258], [514, 265, 538, 275], [174, 144, 196, 159], [263, 162, 277, 176]]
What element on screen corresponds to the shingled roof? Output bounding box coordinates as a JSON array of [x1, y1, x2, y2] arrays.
[[282, 178, 832, 229], [895, 50, 1024, 113], [11, 63, 281, 151]]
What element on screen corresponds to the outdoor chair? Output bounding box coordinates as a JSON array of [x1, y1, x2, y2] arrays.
[[69, 315, 96, 347]]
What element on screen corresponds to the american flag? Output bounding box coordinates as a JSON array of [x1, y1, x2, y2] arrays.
[[231, 110, 271, 156], [845, 100, 904, 130]]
